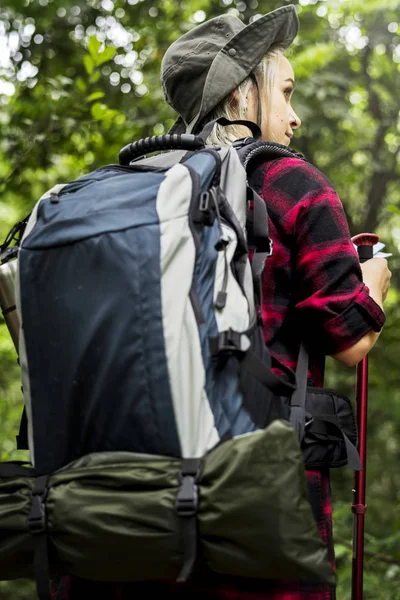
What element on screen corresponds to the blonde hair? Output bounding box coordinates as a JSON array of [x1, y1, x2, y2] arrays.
[[204, 47, 284, 146]]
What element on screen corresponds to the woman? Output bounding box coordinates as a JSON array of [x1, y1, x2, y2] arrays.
[[54, 5, 390, 599]]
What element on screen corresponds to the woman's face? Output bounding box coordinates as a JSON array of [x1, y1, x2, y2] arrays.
[[247, 55, 301, 146]]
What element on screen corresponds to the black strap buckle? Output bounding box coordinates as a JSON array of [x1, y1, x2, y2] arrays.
[[192, 189, 217, 226], [175, 458, 201, 582], [200, 191, 216, 225], [28, 496, 46, 534], [209, 329, 251, 356], [176, 459, 200, 517], [28, 475, 49, 534], [176, 475, 198, 517]]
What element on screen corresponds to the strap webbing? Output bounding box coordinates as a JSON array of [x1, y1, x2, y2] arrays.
[[251, 252, 267, 307], [241, 349, 296, 396], [246, 187, 272, 251], [176, 458, 200, 582], [28, 475, 52, 600], [0, 462, 34, 477], [290, 347, 362, 470], [251, 189, 269, 242], [34, 535, 52, 600], [209, 329, 296, 395], [289, 344, 308, 443], [307, 417, 362, 471], [16, 406, 29, 450], [176, 515, 197, 583]]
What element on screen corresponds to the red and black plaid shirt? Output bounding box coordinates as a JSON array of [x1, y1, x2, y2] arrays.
[[253, 156, 385, 387], [52, 157, 385, 600]]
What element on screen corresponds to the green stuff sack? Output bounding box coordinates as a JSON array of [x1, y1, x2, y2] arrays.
[[0, 421, 334, 588], [199, 420, 334, 582], [0, 467, 36, 580]]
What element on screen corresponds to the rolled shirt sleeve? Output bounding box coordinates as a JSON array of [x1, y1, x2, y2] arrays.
[[256, 156, 386, 357], [289, 161, 385, 354]]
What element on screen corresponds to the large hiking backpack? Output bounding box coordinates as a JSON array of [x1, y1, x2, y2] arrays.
[[0, 119, 335, 598]]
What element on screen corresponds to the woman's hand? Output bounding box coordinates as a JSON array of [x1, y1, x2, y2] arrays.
[[361, 258, 392, 307], [332, 258, 391, 366]]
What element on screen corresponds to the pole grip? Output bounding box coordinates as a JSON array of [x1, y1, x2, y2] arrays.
[[351, 233, 379, 263], [357, 246, 373, 262]]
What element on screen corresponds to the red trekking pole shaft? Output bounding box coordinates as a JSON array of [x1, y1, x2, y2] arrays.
[[351, 233, 379, 600]]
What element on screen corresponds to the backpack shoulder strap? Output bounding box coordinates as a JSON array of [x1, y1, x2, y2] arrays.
[[235, 139, 305, 172], [234, 140, 306, 307]]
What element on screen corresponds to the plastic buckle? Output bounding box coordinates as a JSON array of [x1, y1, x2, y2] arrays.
[[219, 329, 241, 352], [199, 191, 210, 211], [28, 494, 46, 534], [198, 191, 216, 226], [176, 475, 198, 517], [210, 329, 251, 356]]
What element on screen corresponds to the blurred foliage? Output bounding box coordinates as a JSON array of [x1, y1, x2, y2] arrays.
[[1, 0, 400, 598]]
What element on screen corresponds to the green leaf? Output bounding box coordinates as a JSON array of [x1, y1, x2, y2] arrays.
[[83, 55, 95, 75], [76, 77, 87, 93], [86, 91, 105, 102], [102, 108, 119, 124], [115, 114, 126, 126], [386, 204, 400, 214], [87, 35, 102, 58], [91, 102, 108, 120], [59, 76, 73, 86], [89, 71, 101, 84], [96, 46, 117, 66]]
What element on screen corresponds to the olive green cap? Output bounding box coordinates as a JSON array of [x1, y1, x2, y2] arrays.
[[161, 5, 299, 135]]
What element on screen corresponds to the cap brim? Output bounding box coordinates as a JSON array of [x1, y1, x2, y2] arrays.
[[199, 5, 299, 131]]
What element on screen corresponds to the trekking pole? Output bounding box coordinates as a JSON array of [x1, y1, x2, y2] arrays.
[[351, 233, 379, 600]]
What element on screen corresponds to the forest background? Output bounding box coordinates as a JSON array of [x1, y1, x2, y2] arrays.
[[1, 0, 400, 598]]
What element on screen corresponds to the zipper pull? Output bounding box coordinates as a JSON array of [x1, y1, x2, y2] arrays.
[[215, 290, 227, 310]]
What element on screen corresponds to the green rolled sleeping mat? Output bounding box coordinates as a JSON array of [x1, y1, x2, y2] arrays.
[[0, 420, 335, 586]]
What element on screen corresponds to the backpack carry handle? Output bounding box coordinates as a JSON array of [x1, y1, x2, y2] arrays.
[[119, 134, 205, 165], [119, 118, 263, 165]]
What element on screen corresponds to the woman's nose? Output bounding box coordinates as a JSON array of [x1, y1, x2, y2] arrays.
[[291, 111, 301, 130]]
